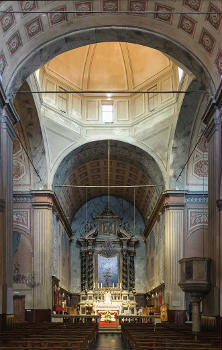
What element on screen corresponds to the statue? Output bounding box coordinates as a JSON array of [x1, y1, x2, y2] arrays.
[[123, 221, 130, 232], [104, 291, 112, 305], [103, 269, 111, 287], [85, 220, 92, 233]]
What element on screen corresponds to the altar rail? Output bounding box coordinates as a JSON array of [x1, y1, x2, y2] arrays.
[[51, 314, 161, 327], [118, 315, 161, 325], [51, 315, 100, 324]]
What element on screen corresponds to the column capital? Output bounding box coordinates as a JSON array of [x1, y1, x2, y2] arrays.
[[32, 190, 72, 237]]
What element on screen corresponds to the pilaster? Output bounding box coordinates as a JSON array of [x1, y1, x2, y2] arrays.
[[165, 198, 185, 311], [0, 103, 17, 323], [216, 199, 222, 317], [203, 103, 221, 316], [32, 192, 53, 309]]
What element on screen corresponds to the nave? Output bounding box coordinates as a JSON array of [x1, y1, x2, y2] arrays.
[[0, 322, 221, 350]]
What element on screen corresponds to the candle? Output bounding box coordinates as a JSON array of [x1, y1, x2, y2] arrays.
[[113, 283, 114, 288], [98, 283, 99, 288], [101, 283, 102, 288], [120, 283, 122, 289], [94, 283, 95, 289]]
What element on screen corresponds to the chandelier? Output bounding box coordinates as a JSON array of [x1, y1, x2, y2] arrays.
[[99, 240, 117, 258]]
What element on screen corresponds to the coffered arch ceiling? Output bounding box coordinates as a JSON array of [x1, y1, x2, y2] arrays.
[[0, 0, 221, 95], [53, 140, 164, 223]]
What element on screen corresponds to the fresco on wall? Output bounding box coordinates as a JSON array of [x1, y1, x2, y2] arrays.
[[98, 254, 118, 287], [13, 231, 33, 285], [70, 195, 146, 293], [146, 213, 165, 291]]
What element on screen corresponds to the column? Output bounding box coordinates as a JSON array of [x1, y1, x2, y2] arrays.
[[165, 201, 185, 318], [122, 249, 128, 290], [87, 249, 94, 290], [80, 250, 87, 291], [0, 103, 17, 329], [32, 193, 53, 310], [129, 252, 135, 291], [204, 107, 221, 316], [190, 294, 201, 334]]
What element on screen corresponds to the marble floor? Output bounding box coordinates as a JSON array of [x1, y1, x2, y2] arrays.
[[90, 333, 125, 350]]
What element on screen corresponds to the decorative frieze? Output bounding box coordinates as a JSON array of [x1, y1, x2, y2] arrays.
[[185, 195, 208, 204]]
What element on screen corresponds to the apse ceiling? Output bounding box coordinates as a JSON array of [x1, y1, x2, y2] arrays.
[[44, 42, 171, 93], [53, 140, 164, 223]]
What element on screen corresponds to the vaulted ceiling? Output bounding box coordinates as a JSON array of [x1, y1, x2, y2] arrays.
[[53, 140, 164, 223]]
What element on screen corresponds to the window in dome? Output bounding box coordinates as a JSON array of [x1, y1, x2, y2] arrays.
[[102, 103, 113, 123]]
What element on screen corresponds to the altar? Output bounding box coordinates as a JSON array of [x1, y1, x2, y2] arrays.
[[94, 291, 121, 315], [78, 206, 138, 318], [79, 288, 137, 317]]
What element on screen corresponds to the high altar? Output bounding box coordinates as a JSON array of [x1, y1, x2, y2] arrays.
[[78, 206, 138, 316]]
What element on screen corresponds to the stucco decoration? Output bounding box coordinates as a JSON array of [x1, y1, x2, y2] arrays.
[[188, 209, 208, 232], [13, 209, 30, 231]]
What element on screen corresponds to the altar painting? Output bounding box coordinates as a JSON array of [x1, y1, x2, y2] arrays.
[[98, 254, 118, 287]]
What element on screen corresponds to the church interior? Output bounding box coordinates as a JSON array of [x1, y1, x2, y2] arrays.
[[0, 1, 221, 349]]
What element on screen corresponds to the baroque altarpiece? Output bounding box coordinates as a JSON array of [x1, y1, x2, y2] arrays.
[[77, 207, 138, 316]]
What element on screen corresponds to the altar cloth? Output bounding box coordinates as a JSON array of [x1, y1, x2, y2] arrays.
[[100, 320, 117, 328]]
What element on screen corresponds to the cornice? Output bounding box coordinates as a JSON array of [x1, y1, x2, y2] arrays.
[[143, 190, 208, 239], [32, 190, 72, 237]]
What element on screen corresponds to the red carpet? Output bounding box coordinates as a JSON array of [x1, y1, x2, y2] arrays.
[[100, 320, 117, 328]]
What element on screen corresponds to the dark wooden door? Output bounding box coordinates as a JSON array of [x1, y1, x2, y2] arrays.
[[13, 295, 25, 323]]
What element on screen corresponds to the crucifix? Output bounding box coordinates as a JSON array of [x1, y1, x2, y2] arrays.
[[103, 269, 111, 287]]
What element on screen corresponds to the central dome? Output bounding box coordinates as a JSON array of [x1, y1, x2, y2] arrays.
[[45, 42, 170, 92]]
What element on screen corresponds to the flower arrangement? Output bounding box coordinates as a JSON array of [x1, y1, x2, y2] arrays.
[[104, 311, 112, 323]]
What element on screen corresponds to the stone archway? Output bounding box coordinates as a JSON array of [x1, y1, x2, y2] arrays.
[[1, 0, 221, 95], [4, 26, 215, 95]]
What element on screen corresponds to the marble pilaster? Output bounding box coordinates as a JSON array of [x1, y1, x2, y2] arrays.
[[0, 102, 17, 322], [203, 101, 221, 316], [165, 201, 185, 311], [32, 192, 53, 309], [216, 199, 222, 317]]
